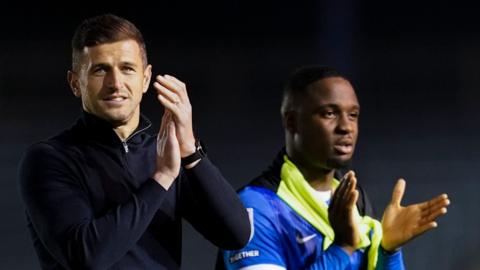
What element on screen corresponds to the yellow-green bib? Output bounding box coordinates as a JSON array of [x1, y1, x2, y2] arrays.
[[277, 155, 382, 270]]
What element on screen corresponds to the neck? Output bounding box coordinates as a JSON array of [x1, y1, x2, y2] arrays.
[[288, 154, 335, 192], [298, 163, 335, 191], [113, 120, 138, 141], [112, 110, 141, 141]]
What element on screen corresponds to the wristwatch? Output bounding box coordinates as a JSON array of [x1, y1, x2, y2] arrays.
[[181, 139, 207, 166]]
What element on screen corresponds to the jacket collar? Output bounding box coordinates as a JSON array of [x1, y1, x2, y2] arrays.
[[246, 148, 285, 192], [248, 147, 345, 192], [79, 110, 152, 146]]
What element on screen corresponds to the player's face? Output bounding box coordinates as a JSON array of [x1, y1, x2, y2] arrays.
[[69, 39, 151, 126], [292, 77, 359, 170]]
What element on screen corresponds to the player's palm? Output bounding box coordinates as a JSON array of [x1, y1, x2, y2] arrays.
[[381, 179, 449, 251]]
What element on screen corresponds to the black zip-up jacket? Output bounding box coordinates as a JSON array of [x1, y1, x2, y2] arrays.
[[19, 111, 250, 270]]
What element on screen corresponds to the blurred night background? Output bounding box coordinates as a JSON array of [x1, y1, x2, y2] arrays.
[[1, 1, 479, 269]]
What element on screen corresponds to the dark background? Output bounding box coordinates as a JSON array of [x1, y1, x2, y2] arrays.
[[1, 1, 479, 269]]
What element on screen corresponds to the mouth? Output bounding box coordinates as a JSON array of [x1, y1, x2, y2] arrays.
[[333, 140, 354, 155], [102, 96, 128, 106]]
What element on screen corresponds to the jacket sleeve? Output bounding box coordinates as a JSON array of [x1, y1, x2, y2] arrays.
[[19, 143, 168, 270], [376, 248, 406, 270], [178, 157, 251, 250]]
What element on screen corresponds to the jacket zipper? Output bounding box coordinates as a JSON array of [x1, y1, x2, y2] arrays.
[[122, 141, 129, 153], [120, 120, 152, 154]]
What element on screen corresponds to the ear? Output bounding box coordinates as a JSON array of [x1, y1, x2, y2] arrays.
[[142, 64, 152, 94], [282, 111, 297, 134], [67, 70, 81, 98]]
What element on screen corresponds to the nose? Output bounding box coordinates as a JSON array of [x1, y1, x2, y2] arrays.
[[336, 113, 354, 134], [105, 68, 123, 91]]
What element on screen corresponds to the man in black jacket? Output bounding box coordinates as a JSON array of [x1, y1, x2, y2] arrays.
[[19, 14, 250, 269]]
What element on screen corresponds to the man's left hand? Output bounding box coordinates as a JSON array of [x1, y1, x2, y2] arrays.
[[381, 179, 450, 252], [153, 74, 196, 157]]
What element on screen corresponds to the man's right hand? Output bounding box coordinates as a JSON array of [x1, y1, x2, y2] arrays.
[[329, 171, 361, 255], [152, 111, 181, 190]]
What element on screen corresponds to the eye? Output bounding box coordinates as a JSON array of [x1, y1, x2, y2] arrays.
[[349, 111, 360, 119], [122, 66, 136, 74], [92, 67, 107, 75], [322, 111, 336, 119]]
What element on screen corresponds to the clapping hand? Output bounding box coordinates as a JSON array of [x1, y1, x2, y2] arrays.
[[329, 171, 361, 255], [381, 179, 450, 251]]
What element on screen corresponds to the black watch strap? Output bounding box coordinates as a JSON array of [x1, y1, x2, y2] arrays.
[[181, 140, 206, 166]]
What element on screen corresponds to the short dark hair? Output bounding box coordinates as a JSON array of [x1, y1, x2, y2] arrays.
[[71, 14, 148, 72], [281, 66, 346, 114]]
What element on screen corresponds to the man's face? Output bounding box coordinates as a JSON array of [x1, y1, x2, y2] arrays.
[[291, 77, 359, 170], [69, 39, 151, 126]]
